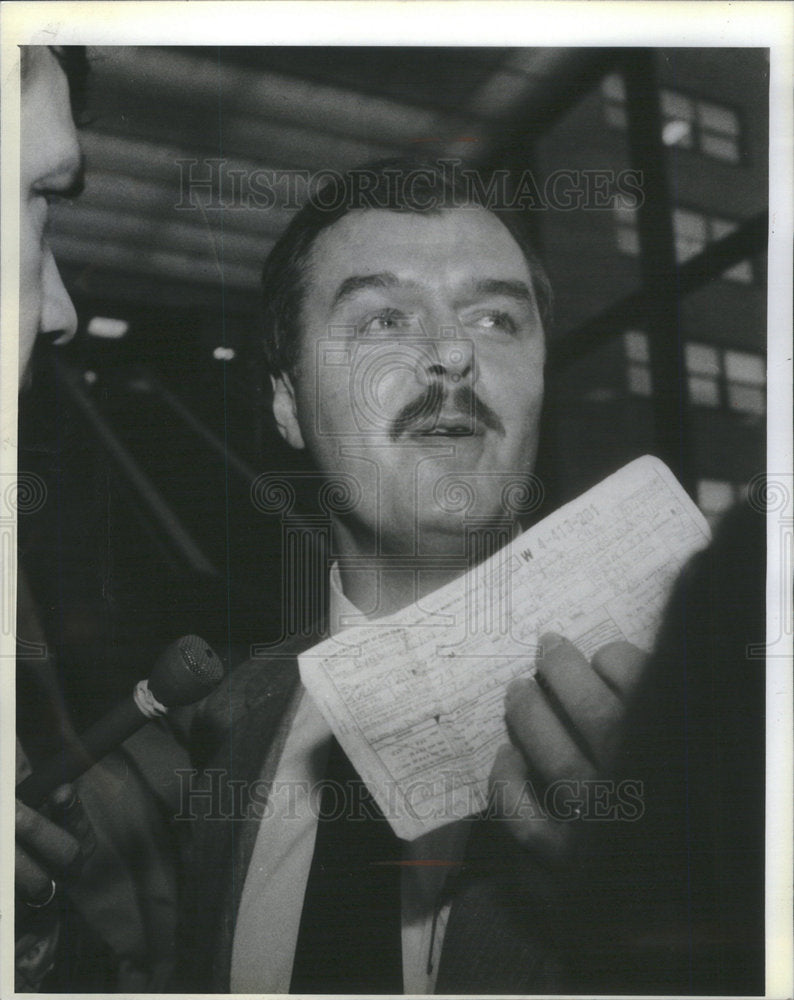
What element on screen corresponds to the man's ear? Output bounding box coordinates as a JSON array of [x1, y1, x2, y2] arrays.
[[271, 373, 306, 450]]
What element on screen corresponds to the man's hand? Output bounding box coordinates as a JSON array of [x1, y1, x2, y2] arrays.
[[15, 784, 95, 990], [489, 633, 647, 864], [16, 786, 87, 903]]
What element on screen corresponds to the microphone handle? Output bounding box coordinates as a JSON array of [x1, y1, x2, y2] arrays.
[[16, 695, 148, 809]]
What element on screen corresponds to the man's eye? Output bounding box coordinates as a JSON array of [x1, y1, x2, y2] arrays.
[[359, 310, 411, 336], [472, 311, 518, 335]]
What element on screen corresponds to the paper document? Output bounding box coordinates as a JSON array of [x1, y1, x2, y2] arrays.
[[299, 456, 711, 840]]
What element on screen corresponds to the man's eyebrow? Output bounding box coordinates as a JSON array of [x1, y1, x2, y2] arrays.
[[330, 274, 535, 309], [39, 153, 85, 199], [471, 278, 534, 304], [332, 272, 403, 308]]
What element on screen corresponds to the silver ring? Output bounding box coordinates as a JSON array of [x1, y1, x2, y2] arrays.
[[26, 878, 57, 909]]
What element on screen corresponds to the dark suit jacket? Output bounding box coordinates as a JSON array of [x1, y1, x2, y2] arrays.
[[171, 504, 765, 994], [172, 633, 570, 993]]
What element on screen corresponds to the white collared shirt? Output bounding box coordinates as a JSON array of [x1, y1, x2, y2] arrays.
[[230, 565, 469, 993]]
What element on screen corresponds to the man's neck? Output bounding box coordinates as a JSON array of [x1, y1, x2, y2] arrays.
[[332, 521, 516, 620], [335, 560, 464, 620]]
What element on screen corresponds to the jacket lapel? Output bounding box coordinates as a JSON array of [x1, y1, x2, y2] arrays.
[[436, 818, 570, 993], [176, 632, 324, 991]]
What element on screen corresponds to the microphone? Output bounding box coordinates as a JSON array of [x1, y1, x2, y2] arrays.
[[16, 635, 224, 809]]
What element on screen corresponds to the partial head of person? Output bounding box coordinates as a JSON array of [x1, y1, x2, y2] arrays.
[[19, 45, 87, 388], [261, 159, 552, 558]]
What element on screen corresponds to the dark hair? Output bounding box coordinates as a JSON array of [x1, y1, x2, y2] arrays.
[[20, 45, 89, 121], [260, 158, 553, 377]]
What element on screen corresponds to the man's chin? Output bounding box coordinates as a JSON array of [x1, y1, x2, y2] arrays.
[[411, 504, 516, 555]]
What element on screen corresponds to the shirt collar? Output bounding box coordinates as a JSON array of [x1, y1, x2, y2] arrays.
[[328, 560, 362, 637]]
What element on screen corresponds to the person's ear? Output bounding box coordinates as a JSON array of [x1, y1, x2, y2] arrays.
[[271, 373, 306, 450]]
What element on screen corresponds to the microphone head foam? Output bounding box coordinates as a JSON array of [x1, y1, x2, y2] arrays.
[[148, 635, 224, 708]]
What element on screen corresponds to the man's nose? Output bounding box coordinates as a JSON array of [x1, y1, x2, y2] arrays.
[[425, 335, 475, 385], [40, 250, 77, 346]]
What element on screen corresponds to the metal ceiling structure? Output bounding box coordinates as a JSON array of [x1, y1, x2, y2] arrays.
[[50, 45, 615, 319]]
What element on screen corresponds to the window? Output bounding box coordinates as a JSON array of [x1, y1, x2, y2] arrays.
[[624, 333, 765, 417], [602, 75, 742, 164], [710, 219, 754, 283], [694, 99, 742, 162], [601, 72, 628, 128], [724, 349, 765, 415], [685, 342, 721, 407], [696, 479, 742, 530], [684, 341, 766, 415], [673, 210, 754, 283], [623, 330, 652, 396], [615, 201, 754, 284], [659, 89, 695, 149]]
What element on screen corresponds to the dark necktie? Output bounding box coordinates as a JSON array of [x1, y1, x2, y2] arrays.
[[290, 737, 403, 994]]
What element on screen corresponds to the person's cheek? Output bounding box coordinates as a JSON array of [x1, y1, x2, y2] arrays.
[[496, 357, 543, 456], [347, 341, 424, 436]]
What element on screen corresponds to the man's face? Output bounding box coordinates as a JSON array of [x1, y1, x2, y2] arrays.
[[272, 207, 545, 554], [19, 47, 81, 387]]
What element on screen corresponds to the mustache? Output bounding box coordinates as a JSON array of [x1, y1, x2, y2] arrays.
[[389, 385, 505, 441]]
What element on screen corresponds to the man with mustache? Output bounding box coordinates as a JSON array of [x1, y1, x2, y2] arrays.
[[174, 159, 650, 994], [12, 146, 764, 993]]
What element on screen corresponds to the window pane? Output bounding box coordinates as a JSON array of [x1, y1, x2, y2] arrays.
[[675, 236, 703, 263], [710, 217, 738, 240], [613, 196, 638, 221], [617, 226, 640, 256], [662, 119, 693, 147], [627, 364, 652, 396], [604, 104, 627, 128], [697, 478, 736, 513], [685, 343, 720, 377], [623, 330, 649, 362], [673, 208, 707, 241], [723, 260, 753, 283], [688, 375, 720, 407], [727, 384, 765, 415], [697, 100, 739, 135], [724, 350, 765, 385], [602, 73, 626, 101], [660, 89, 694, 121], [700, 131, 740, 162]]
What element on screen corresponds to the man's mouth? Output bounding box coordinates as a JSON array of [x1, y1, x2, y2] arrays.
[[390, 386, 505, 441], [411, 416, 476, 437]]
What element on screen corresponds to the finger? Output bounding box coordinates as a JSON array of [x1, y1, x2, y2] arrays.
[[590, 641, 648, 701], [505, 675, 597, 786], [489, 744, 573, 864], [15, 845, 54, 904], [48, 785, 96, 862], [16, 931, 45, 961], [15, 922, 60, 989], [16, 798, 81, 874], [536, 633, 623, 766]]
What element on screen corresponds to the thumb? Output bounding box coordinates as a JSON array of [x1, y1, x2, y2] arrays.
[[47, 785, 96, 871]]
